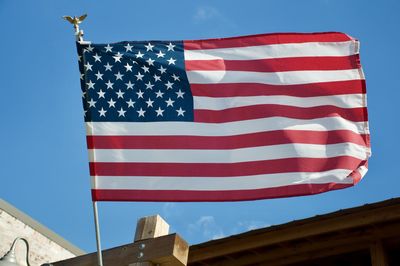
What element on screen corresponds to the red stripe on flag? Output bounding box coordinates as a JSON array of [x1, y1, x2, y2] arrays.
[[185, 56, 359, 72], [89, 157, 365, 177], [184, 32, 352, 50], [92, 182, 353, 202], [87, 130, 369, 150], [194, 105, 367, 123], [190, 80, 366, 98]]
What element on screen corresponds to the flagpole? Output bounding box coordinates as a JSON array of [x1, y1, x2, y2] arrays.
[[63, 14, 104, 266], [92, 201, 104, 266]]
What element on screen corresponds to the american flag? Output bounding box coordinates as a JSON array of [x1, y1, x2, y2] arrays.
[[77, 32, 370, 202]]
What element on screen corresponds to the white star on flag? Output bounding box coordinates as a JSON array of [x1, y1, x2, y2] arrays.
[[124, 63, 133, 72], [104, 44, 113, 52], [95, 71, 103, 80], [146, 98, 154, 107], [145, 43, 154, 51], [176, 89, 185, 98], [165, 81, 174, 89], [114, 72, 124, 80], [145, 82, 154, 90], [104, 62, 113, 71], [137, 108, 146, 117], [113, 52, 123, 63], [167, 57, 176, 65], [136, 90, 144, 99], [156, 51, 165, 58], [176, 107, 185, 116], [135, 72, 144, 81], [117, 107, 126, 117], [135, 51, 144, 58], [97, 89, 106, 98], [116, 90, 125, 98], [166, 42, 175, 51], [98, 108, 107, 117], [165, 98, 174, 107], [124, 43, 133, 52], [105, 80, 114, 89], [88, 98, 96, 107], [86, 80, 95, 89], [107, 98, 116, 108], [155, 107, 164, 116], [126, 99, 135, 108], [84, 62, 93, 71], [125, 81, 134, 89], [93, 53, 102, 62]]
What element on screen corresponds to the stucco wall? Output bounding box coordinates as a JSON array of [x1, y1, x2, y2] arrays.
[[0, 208, 78, 266]]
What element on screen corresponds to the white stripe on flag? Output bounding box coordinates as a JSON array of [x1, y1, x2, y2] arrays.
[[86, 118, 367, 136], [88, 143, 368, 163], [358, 165, 368, 177], [184, 41, 357, 60], [186, 69, 362, 85], [91, 169, 355, 191], [193, 94, 364, 110]]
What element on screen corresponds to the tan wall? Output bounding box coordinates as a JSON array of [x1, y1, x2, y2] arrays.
[[0, 209, 77, 266]]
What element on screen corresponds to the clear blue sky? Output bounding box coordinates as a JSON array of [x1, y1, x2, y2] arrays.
[[1, 0, 399, 253]]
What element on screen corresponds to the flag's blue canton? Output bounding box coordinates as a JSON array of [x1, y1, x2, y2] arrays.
[[77, 41, 193, 122]]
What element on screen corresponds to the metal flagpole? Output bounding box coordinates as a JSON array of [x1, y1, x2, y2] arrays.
[[92, 201, 104, 266], [63, 14, 104, 266]]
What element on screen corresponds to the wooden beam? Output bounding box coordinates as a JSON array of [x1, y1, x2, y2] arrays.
[[134, 215, 170, 241], [370, 240, 388, 266], [189, 204, 400, 262], [194, 222, 400, 266], [210, 233, 366, 266], [53, 233, 188, 266], [265, 244, 369, 266], [133, 215, 170, 266]]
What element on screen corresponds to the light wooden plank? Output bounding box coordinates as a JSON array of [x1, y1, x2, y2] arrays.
[[134, 215, 170, 241], [52, 234, 188, 266], [370, 240, 388, 266]]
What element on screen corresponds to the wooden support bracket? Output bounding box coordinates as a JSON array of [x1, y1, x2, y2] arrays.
[[52, 215, 188, 266], [52, 233, 188, 266]]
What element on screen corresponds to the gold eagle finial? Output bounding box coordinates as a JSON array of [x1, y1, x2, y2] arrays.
[[63, 14, 87, 41], [63, 14, 87, 29]]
